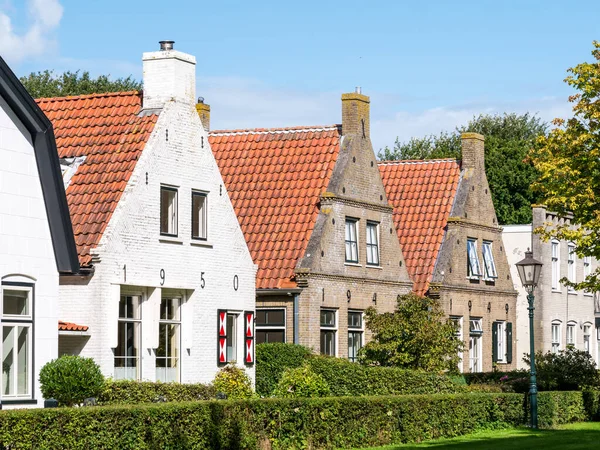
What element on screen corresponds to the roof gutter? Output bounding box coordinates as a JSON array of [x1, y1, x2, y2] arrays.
[[256, 288, 302, 297]]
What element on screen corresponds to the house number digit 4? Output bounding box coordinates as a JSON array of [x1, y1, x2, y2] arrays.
[[160, 269, 165, 286]]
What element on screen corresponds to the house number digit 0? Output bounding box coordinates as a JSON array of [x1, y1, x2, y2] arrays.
[[200, 272, 205, 289], [233, 275, 239, 291], [160, 269, 165, 286]]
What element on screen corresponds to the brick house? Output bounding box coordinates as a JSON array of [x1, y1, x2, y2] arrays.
[[503, 206, 600, 369], [208, 90, 413, 359], [379, 133, 518, 372], [36, 42, 256, 384], [0, 56, 79, 408]]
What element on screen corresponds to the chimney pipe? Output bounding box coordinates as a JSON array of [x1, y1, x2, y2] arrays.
[[355, 86, 361, 94], [159, 40, 174, 51]]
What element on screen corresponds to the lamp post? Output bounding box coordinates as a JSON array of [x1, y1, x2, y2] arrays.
[[515, 250, 543, 429]]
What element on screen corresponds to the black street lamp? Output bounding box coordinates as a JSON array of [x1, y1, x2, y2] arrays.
[[515, 249, 543, 429]]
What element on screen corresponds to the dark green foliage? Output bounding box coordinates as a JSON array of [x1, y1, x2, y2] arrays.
[[98, 380, 215, 405], [38, 355, 104, 407], [523, 347, 600, 391], [273, 365, 330, 398], [305, 355, 463, 396], [463, 370, 530, 393], [255, 343, 312, 396], [378, 113, 548, 225], [20, 70, 142, 98], [360, 293, 463, 372]]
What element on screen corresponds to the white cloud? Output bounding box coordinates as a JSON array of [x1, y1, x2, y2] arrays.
[[0, 0, 63, 65]]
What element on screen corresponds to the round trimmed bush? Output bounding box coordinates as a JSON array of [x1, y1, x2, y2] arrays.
[[213, 364, 254, 399], [39, 355, 104, 406], [273, 365, 330, 398]]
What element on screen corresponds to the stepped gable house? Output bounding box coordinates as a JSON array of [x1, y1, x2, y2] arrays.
[[37, 41, 256, 384], [379, 133, 518, 373], [208, 90, 413, 360]]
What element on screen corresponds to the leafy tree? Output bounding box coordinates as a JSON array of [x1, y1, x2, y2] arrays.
[[379, 113, 548, 225], [359, 293, 463, 373], [20, 70, 142, 98], [529, 41, 600, 292]]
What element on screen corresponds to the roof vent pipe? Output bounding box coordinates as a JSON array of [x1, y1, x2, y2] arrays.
[[159, 40, 174, 51], [355, 86, 361, 94]]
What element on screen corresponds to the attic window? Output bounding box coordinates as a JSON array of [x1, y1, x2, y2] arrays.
[[59, 156, 86, 188], [467, 238, 482, 279], [482, 241, 498, 279]]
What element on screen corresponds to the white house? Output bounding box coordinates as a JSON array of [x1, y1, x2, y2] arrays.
[[503, 206, 599, 369], [0, 56, 80, 408], [37, 41, 257, 384]]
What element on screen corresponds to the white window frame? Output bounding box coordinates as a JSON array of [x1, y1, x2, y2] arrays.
[[567, 322, 576, 347], [469, 318, 483, 373], [482, 241, 498, 280], [496, 321, 506, 363], [255, 308, 286, 344], [584, 256, 593, 295], [156, 296, 181, 383], [568, 244, 576, 291], [1, 285, 34, 400], [365, 222, 380, 266], [114, 294, 142, 380], [345, 218, 359, 264], [320, 309, 337, 356], [348, 310, 364, 362], [551, 240, 560, 291], [551, 322, 561, 354], [450, 316, 463, 373], [226, 312, 239, 363], [467, 239, 482, 279], [191, 190, 208, 240], [160, 185, 178, 236], [584, 324, 591, 354]]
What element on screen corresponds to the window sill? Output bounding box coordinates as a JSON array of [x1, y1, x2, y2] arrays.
[[568, 290, 577, 295], [345, 262, 362, 267], [159, 236, 183, 245], [1, 398, 36, 406], [552, 289, 562, 293], [584, 292, 594, 297], [366, 264, 382, 269], [190, 240, 213, 248]]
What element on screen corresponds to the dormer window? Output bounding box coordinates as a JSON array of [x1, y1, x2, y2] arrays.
[[482, 241, 498, 279], [467, 238, 482, 279], [160, 186, 178, 236], [191, 191, 207, 240]]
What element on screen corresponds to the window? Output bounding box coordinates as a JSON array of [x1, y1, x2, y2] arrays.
[[584, 325, 591, 354], [469, 318, 483, 373], [567, 323, 576, 347], [2, 286, 33, 399], [345, 219, 359, 263], [584, 256, 592, 279], [156, 297, 181, 382], [493, 321, 506, 363], [320, 309, 337, 356], [552, 241, 560, 290], [467, 239, 482, 279], [226, 313, 238, 363], [450, 316, 463, 373], [256, 309, 285, 344], [366, 222, 380, 266], [191, 191, 207, 240], [568, 244, 576, 290], [482, 241, 498, 279], [160, 186, 178, 236], [552, 323, 561, 354], [115, 295, 142, 380], [348, 311, 363, 362]]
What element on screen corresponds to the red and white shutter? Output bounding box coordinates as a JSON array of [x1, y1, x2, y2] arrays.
[[217, 310, 227, 365], [244, 310, 254, 365]]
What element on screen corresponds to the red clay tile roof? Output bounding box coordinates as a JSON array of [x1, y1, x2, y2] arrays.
[[379, 159, 461, 296], [58, 321, 89, 332], [37, 92, 157, 266], [209, 125, 342, 289]]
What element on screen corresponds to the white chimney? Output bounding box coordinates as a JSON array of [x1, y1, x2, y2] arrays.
[[142, 40, 196, 110]]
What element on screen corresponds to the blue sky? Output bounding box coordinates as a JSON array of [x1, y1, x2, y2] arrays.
[[1, 0, 599, 150]]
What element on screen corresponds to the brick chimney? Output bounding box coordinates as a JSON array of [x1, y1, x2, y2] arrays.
[[196, 98, 210, 132], [342, 87, 370, 138], [461, 132, 485, 170], [142, 40, 196, 110]]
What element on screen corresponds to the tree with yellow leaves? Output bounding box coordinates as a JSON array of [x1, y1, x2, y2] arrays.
[[530, 41, 600, 292]]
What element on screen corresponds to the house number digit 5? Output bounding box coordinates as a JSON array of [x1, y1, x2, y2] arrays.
[[201, 272, 205, 289], [160, 269, 165, 286]]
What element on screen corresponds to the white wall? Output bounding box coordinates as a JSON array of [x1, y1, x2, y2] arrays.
[[0, 96, 59, 408], [59, 100, 256, 384]]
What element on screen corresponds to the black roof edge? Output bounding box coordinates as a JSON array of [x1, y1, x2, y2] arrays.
[[0, 56, 80, 274]]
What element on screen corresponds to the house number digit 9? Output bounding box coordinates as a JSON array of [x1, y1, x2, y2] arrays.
[[160, 269, 165, 286]]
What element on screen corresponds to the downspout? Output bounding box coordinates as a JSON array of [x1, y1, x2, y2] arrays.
[[293, 294, 299, 344]]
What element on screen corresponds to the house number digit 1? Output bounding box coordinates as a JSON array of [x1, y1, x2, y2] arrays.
[[233, 275, 239, 291], [123, 264, 126, 283], [160, 269, 165, 286]]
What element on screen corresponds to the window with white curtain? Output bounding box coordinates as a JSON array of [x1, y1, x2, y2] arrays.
[[365, 222, 380, 266], [552, 323, 561, 354], [156, 297, 181, 382], [551, 241, 560, 290], [345, 219, 359, 263], [114, 295, 142, 380]]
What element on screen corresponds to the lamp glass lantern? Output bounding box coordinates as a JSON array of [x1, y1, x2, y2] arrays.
[[516, 250, 543, 293]]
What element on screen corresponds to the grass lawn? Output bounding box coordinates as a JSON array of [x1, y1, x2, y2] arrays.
[[355, 422, 600, 450]]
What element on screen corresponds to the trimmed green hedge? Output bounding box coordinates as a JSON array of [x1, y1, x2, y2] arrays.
[[3, 391, 595, 449], [98, 380, 215, 405], [256, 343, 312, 396]]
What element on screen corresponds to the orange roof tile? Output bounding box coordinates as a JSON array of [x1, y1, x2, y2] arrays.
[[58, 320, 89, 332], [209, 125, 342, 289], [379, 159, 461, 296], [36, 92, 157, 266]]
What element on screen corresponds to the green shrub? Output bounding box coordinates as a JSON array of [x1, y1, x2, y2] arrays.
[[213, 364, 254, 399], [533, 391, 588, 427], [255, 343, 312, 396], [38, 355, 104, 407], [305, 355, 463, 396], [98, 380, 215, 405], [273, 365, 330, 398], [463, 370, 530, 393]]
